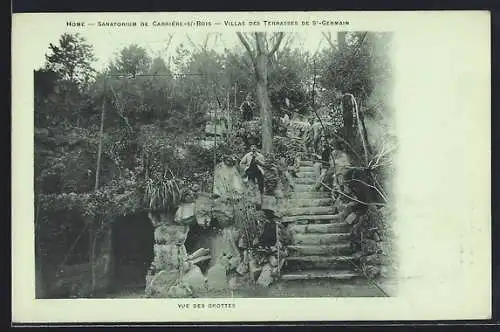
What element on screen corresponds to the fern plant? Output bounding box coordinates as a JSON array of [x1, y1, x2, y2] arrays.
[[143, 168, 182, 212]]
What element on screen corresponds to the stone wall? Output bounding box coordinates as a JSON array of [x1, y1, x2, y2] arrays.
[[91, 223, 114, 296], [145, 211, 199, 298], [141, 158, 291, 297]]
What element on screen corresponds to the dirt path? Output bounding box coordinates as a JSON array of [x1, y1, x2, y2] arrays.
[[106, 278, 396, 299]]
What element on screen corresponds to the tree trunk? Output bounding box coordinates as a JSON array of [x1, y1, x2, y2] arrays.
[[338, 32, 347, 53], [255, 35, 273, 154], [256, 69, 273, 153], [95, 87, 106, 191], [236, 32, 283, 155]]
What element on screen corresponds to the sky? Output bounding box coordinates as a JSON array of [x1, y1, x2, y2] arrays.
[[33, 30, 335, 71]]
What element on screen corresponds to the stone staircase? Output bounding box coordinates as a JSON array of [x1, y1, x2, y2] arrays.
[[280, 159, 361, 281]]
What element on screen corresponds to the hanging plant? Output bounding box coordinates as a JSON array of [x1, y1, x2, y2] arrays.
[[143, 167, 182, 212]]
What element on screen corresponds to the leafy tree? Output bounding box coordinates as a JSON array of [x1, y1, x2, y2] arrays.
[[44, 33, 97, 88], [236, 32, 285, 154], [109, 44, 152, 77]]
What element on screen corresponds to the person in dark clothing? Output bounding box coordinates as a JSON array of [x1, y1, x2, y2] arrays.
[[241, 94, 254, 121], [320, 138, 332, 167], [314, 135, 332, 168], [240, 144, 266, 204], [247, 156, 265, 194]]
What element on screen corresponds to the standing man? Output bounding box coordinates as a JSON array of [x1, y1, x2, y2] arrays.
[[240, 144, 266, 205], [240, 93, 255, 121]]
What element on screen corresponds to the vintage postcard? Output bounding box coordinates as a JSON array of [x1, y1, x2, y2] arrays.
[[12, 11, 491, 323]]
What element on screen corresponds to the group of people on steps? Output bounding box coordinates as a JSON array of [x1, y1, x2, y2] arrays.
[[237, 93, 335, 206]]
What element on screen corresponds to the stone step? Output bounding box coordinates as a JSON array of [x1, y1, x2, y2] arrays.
[[291, 232, 350, 245], [294, 178, 317, 185], [299, 160, 314, 166], [280, 270, 361, 281], [285, 255, 356, 270], [296, 171, 318, 178], [290, 192, 331, 199], [294, 184, 315, 192], [285, 198, 332, 208], [282, 214, 342, 223], [285, 206, 336, 216], [289, 222, 350, 234], [287, 244, 352, 256]]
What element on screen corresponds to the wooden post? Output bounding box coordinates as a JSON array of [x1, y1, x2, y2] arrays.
[[90, 77, 107, 296], [212, 105, 217, 194], [234, 83, 237, 108], [95, 78, 106, 191], [276, 222, 280, 277], [226, 90, 231, 132], [89, 224, 94, 297]]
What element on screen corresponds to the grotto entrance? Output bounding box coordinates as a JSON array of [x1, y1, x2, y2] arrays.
[[109, 212, 154, 295]]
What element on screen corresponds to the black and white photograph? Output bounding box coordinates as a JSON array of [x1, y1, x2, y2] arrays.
[[12, 11, 491, 323], [33, 28, 396, 299]]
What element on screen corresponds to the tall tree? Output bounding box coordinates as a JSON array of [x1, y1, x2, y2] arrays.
[[44, 33, 96, 88], [236, 32, 285, 154], [110, 44, 152, 77]]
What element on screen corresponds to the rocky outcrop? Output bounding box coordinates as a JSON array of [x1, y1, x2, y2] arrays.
[[350, 205, 394, 279], [213, 161, 244, 199], [174, 203, 196, 226], [145, 157, 289, 295], [90, 224, 114, 296], [145, 211, 191, 298]]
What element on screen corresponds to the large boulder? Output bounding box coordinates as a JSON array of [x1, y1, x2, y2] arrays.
[[194, 194, 213, 227], [148, 211, 175, 227], [152, 244, 188, 270], [174, 203, 197, 226], [145, 269, 180, 298], [213, 162, 244, 199], [333, 150, 352, 183], [209, 227, 241, 266], [154, 225, 189, 245], [194, 194, 239, 228], [91, 225, 114, 295], [212, 198, 236, 228], [345, 212, 358, 225], [181, 265, 207, 294], [256, 263, 274, 287], [206, 262, 229, 290], [167, 283, 193, 298]]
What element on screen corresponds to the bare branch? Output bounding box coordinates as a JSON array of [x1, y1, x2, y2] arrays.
[[164, 34, 174, 53], [321, 32, 335, 48], [254, 32, 262, 54], [185, 34, 202, 53], [108, 81, 133, 131], [320, 181, 386, 207], [236, 32, 257, 73], [213, 33, 220, 48], [280, 33, 295, 52], [369, 172, 389, 201], [313, 38, 324, 57], [236, 32, 256, 60], [268, 32, 285, 57], [202, 33, 211, 51]]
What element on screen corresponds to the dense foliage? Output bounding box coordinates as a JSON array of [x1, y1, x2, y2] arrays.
[[35, 32, 394, 283]]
